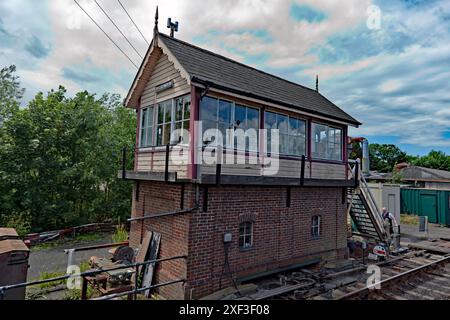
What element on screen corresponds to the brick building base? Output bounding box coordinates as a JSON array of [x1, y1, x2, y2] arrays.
[[130, 181, 349, 300]]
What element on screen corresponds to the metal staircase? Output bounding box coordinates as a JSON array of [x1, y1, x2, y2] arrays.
[[347, 162, 388, 243]]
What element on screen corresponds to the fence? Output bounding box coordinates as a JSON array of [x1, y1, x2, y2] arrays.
[[0, 254, 187, 301]]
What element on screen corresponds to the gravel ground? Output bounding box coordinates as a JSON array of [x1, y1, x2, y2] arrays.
[[401, 223, 450, 243]]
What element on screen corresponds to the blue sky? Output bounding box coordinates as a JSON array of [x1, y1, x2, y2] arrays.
[[0, 0, 449, 156]]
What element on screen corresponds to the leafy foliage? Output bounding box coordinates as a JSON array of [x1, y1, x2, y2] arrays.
[[368, 143, 408, 172], [0, 66, 136, 233], [0, 65, 25, 123], [411, 150, 450, 171]]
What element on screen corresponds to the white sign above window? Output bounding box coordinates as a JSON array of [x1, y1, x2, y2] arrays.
[[155, 80, 174, 93]]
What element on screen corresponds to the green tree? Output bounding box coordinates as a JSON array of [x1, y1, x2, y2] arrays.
[[369, 143, 408, 173], [412, 150, 450, 171], [0, 65, 24, 123], [0, 68, 136, 232]]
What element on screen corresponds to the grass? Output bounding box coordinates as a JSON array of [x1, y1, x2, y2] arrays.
[[63, 260, 96, 300], [401, 214, 420, 226], [34, 271, 66, 290], [111, 224, 128, 243]]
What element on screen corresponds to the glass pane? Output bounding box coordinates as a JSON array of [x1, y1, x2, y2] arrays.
[[163, 123, 171, 145], [312, 123, 328, 159], [218, 100, 232, 123], [245, 222, 252, 234], [146, 126, 153, 146], [156, 125, 163, 146], [147, 107, 154, 129], [289, 136, 295, 155], [141, 109, 147, 128], [157, 105, 164, 124], [200, 96, 217, 122], [141, 128, 146, 147], [293, 137, 305, 156], [184, 99, 191, 120], [247, 107, 259, 130], [175, 99, 183, 121], [183, 120, 190, 143], [265, 111, 277, 130], [218, 122, 230, 146], [235, 105, 246, 129], [280, 133, 289, 154], [164, 102, 172, 123], [289, 118, 300, 136], [277, 114, 289, 134]]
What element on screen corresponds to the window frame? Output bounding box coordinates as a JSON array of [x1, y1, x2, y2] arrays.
[[311, 122, 343, 161], [139, 94, 191, 149], [311, 215, 321, 239], [173, 95, 191, 145], [239, 221, 254, 250], [264, 110, 307, 157], [140, 106, 155, 148], [200, 96, 261, 151]]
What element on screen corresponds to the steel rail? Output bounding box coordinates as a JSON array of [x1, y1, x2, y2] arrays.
[[336, 254, 450, 300]]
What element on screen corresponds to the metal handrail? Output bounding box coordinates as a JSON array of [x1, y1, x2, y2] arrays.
[[359, 174, 386, 237], [0, 255, 187, 300]]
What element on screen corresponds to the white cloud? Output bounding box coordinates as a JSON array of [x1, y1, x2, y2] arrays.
[[1, 0, 449, 153]]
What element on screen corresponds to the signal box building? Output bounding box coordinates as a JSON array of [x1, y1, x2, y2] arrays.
[[122, 17, 361, 299]]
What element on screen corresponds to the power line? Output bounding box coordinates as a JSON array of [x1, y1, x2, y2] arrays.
[[94, 0, 144, 60], [73, 0, 139, 69], [117, 0, 150, 46]]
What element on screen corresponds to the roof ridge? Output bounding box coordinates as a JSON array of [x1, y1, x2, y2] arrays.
[[158, 32, 320, 95]]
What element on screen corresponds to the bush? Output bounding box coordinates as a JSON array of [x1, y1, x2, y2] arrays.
[[2, 211, 32, 237], [112, 223, 128, 243]]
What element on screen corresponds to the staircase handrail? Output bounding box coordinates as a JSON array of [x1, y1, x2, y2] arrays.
[[359, 174, 387, 237]]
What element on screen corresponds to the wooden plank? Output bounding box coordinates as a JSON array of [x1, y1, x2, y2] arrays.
[[407, 241, 450, 254], [118, 171, 177, 182], [134, 231, 152, 288], [142, 232, 161, 298], [136, 231, 152, 264], [200, 174, 354, 187]]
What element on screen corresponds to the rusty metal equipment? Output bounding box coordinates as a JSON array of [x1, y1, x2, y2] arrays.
[[0, 229, 29, 300]]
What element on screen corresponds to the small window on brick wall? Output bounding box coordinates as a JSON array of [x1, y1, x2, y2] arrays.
[[239, 221, 253, 249], [312, 216, 321, 239]]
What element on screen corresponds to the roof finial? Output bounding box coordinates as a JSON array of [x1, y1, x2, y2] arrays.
[[316, 75, 319, 93], [154, 6, 159, 34], [152, 5, 159, 47]]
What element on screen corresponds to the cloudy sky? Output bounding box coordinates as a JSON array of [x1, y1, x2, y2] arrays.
[[1, 0, 449, 155]]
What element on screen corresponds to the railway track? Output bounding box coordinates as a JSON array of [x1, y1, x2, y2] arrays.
[[231, 240, 450, 301], [335, 253, 450, 300]]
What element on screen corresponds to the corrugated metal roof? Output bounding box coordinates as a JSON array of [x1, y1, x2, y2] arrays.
[[159, 33, 361, 126]]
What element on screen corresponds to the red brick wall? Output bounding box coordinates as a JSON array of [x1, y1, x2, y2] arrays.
[[130, 181, 195, 300], [130, 182, 348, 300]]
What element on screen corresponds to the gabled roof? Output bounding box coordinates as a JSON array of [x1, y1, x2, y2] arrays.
[[125, 32, 361, 127], [368, 165, 450, 182], [400, 166, 450, 182]]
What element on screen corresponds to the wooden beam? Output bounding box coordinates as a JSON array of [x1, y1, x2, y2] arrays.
[[118, 170, 177, 182], [201, 174, 354, 187]]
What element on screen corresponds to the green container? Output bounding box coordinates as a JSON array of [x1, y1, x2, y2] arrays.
[[401, 188, 450, 226]]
